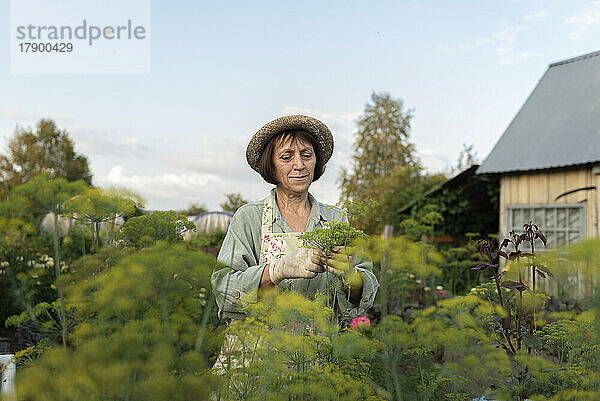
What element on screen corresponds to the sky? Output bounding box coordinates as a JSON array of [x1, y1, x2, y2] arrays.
[[1, 0, 600, 211]]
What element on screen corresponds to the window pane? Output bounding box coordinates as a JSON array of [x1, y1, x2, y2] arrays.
[[545, 231, 555, 247], [508, 205, 583, 249], [545, 208, 555, 228], [534, 208, 544, 226], [557, 208, 567, 228], [511, 209, 520, 229], [515, 208, 531, 228], [568, 208, 580, 230], [568, 231, 581, 244], [523, 208, 533, 226]]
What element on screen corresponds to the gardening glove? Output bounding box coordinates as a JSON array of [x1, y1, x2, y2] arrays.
[[268, 247, 325, 285], [327, 246, 364, 289]]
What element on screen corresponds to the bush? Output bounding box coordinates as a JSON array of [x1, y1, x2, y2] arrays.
[[15, 242, 223, 401]]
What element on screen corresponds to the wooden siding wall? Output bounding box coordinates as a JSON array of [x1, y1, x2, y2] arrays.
[[499, 167, 599, 239]]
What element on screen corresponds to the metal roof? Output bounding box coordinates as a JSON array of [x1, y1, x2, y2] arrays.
[[477, 50, 600, 174]]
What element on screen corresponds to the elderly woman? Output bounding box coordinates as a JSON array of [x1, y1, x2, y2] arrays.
[[211, 115, 378, 323]]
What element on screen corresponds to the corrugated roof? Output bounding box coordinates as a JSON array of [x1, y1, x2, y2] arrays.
[[477, 50, 600, 174]]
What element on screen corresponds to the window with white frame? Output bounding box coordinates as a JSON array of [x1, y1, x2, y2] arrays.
[[506, 204, 585, 249]]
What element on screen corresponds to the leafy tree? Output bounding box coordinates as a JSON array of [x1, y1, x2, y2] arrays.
[[64, 187, 142, 250], [220, 192, 248, 214], [379, 166, 447, 229], [341, 92, 417, 185], [118, 210, 196, 248], [178, 202, 208, 216], [0, 119, 92, 199], [399, 204, 444, 242], [451, 143, 479, 174], [398, 173, 499, 242], [339, 92, 423, 233]]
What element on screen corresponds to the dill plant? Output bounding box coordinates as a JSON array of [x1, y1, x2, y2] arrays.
[[300, 200, 373, 309]]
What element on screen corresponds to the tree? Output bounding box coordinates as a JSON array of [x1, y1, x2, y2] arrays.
[[339, 92, 420, 233], [452, 143, 479, 174], [380, 166, 447, 229], [220, 192, 248, 214], [178, 202, 208, 216], [0, 119, 92, 199]]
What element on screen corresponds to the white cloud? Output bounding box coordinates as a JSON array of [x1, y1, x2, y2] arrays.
[[524, 10, 547, 22], [438, 10, 544, 65], [0, 107, 152, 159], [67, 123, 154, 158], [97, 166, 226, 210], [2, 106, 50, 122], [565, 1, 600, 39], [491, 25, 535, 64], [144, 107, 361, 209], [1, 106, 366, 210]]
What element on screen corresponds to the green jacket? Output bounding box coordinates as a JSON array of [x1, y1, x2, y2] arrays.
[[211, 189, 378, 321]]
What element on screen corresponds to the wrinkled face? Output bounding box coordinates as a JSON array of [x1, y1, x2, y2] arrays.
[[272, 135, 316, 195]]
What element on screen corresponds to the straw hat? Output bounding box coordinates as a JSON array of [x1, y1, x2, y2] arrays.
[[246, 115, 334, 173]]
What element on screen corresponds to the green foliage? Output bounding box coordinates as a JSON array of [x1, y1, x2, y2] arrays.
[[64, 187, 142, 249], [220, 192, 249, 214], [60, 246, 135, 286], [215, 291, 386, 401], [0, 118, 92, 199], [537, 320, 594, 364], [64, 187, 141, 223], [0, 252, 58, 324], [0, 217, 35, 248], [0, 173, 87, 226], [3, 171, 600, 401], [301, 221, 368, 255], [177, 202, 208, 216], [400, 203, 443, 241], [59, 222, 93, 261], [16, 242, 221, 401], [440, 234, 491, 296], [353, 235, 443, 313], [379, 167, 448, 230], [451, 143, 479, 175], [339, 92, 428, 233], [188, 230, 227, 253], [118, 210, 195, 248], [399, 175, 499, 242], [6, 300, 75, 346], [336, 199, 379, 222], [367, 298, 512, 400], [340, 92, 417, 190]]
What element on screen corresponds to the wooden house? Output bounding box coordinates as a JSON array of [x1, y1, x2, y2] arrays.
[[477, 50, 600, 248]]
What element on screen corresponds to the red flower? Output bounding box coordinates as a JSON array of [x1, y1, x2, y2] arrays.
[[350, 316, 370, 330]]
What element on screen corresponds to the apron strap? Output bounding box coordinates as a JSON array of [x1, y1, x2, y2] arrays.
[[261, 192, 274, 235]]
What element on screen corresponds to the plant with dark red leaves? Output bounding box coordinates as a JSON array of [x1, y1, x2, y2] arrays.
[[472, 222, 549, 356]]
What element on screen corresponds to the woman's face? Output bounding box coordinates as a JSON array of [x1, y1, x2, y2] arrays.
[[272, 135, 316, 195]]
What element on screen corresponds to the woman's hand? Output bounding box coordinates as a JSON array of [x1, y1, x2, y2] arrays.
[[267, 247, 326, 285], [326, 246, 364, 292]]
